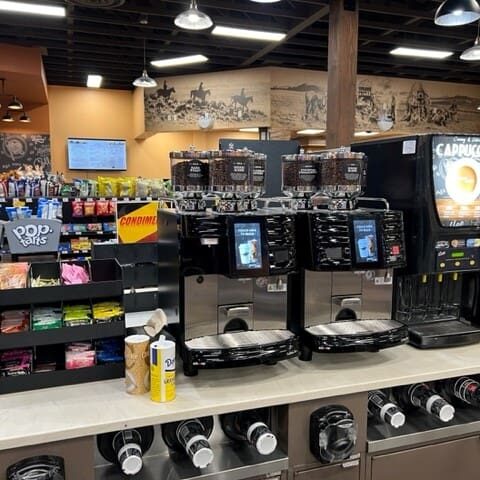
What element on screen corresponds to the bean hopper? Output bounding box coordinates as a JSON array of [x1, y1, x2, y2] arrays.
[[159, 149, 298, 376], [286, 150, 408, 359]]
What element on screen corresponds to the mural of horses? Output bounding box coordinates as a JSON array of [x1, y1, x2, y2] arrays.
[[232, 94, 253, 110], [156, 87, 176, 99], [190, 89, 211, 103]]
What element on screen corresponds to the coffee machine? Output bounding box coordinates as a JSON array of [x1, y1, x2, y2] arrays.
[[285, 151, 408, 359], [160, 149, 298, 376], [353, 134, 480, 348]]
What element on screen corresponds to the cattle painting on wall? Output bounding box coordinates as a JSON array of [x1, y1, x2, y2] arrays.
[[144, 68, 270, 132]]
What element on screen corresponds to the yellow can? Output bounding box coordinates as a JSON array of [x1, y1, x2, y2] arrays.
[[150, 335, 176, 402]]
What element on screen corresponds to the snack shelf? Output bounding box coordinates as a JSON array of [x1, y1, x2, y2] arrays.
[[60, 231, 117, 237], [0, 362, 124, 395], [0, 320, 125, 350]]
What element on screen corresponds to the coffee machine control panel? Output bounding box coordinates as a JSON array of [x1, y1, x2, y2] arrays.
[[301, 209, 406, 271]]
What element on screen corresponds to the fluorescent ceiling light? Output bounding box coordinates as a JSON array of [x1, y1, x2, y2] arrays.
[[239, 127, 259, 132], [0, 1, 65, 16], [390, 47, 453, 59], [354, 131, 378, 137], [212, 25, 286, 42], [297, 129, 325, 135], [151, 54, 208, 68], [87, 75, 103, 88], [250, 0, 281, 2]]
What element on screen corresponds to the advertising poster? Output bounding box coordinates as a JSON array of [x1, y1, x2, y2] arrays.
[[432, 135, 480, 228], [116, 201, 159, 243]]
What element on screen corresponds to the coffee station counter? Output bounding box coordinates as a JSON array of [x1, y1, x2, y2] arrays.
[[2, 343, 480, 451]]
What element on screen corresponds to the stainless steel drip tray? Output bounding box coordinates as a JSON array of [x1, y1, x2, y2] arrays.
[[306, 319, 404, 337], [95, 444, 288, 480], [185, 330, 295, 350], [367, 406, 480, 453]]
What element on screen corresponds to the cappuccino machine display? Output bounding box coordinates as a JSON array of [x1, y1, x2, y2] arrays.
[[354, 135, 480, 348], [160, 149, 298, 376], [284, 151, 408, 359]]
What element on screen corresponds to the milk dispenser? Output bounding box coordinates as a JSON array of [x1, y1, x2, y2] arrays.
[[286, 151, 408, 360], [160, 149, 298, 376]]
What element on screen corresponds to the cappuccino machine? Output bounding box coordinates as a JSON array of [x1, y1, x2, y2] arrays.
[[353, 134, 480, 348], [160, 149, 298, 376], [284, 151, 408, 359]]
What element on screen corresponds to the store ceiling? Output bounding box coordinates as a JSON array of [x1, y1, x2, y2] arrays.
[[0, 0, 478, 90]]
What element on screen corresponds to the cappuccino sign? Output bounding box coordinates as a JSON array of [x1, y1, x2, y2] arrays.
[[5, 218, 61, 254]]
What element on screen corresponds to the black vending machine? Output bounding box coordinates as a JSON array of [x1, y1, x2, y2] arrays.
[[353, 134, 480, 348]]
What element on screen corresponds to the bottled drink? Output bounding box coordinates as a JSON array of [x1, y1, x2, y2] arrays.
[[220, 408, 277, 455], [393, 383, 455, 422], [97, 426, 154, 476], [368, 390, 406, 428], [162, 417, 214, 469], [440, 377, 480, 407]]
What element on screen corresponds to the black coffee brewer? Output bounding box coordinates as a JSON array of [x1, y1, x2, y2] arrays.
[[354, 134, 480, 348], [160, 149, 298, 376], [286, 151, 408, 359]]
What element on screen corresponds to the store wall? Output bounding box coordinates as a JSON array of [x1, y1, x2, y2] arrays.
[[48, 86, 256, 180]]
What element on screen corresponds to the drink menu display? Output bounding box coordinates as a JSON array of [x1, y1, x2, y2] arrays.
[[234, 222, 263, 270], [432, 135, 480, 228], [68, 138, 127, 171]]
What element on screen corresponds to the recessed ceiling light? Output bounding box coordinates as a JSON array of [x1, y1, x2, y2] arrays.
[[354, 131, 379, 137], [0, 1, 65, 16], [151, 54, 208, 68], [212, 25, 286, 42], [239, 127, 259, 132], [390, 47, 454, 59], [296, 129, 325, 135], [87, 75, 103, 88]]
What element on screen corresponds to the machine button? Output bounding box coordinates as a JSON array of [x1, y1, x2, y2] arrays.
[[454, 261, 461, 267], [470, 260, 476, 266], [439, 262, 446, 268]]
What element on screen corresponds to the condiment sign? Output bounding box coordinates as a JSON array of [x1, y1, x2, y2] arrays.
[[116, 201, 159, 243], [5, 218, 61, 254]]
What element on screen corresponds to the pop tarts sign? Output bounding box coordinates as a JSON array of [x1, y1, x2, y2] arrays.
[[5, 219, 61, 254]]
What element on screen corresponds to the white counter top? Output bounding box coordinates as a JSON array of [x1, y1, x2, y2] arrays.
[[2, 343, 480, 451]]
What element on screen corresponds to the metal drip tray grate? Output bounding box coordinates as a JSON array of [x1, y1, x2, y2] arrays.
[[186, 330, 295, 350], [306, 319, 404, 337]]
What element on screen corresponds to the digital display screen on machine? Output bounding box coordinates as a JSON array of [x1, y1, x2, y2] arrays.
[[353, 219, 379, 264], [233, 222, 263, 270], [451, 251, 465, 259], [432, 135, 480, 228]]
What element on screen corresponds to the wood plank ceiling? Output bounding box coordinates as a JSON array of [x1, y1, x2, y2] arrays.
[[0, 0, 478, 89]]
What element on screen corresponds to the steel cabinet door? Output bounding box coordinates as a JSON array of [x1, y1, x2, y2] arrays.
[[371, 436, 480, 480], [295, 461, 361, 480]]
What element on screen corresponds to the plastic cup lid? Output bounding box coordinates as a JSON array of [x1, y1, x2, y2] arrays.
[[122, 454, 143, 476], [192, 447, 214, 469], [390, 411, 406, 429], [439, 404, 455, 422], [256, 432, 277, 455]]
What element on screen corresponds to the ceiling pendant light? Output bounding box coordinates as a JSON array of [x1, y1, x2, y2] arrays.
[[460, 21, 480, 60], [435, 0, 480, 26], [19, 112, 31, 123], [2, 111, 14, 122], [174, 0, 213, 31], [8, 96, 23, 110], [133, 39, 158, 88]]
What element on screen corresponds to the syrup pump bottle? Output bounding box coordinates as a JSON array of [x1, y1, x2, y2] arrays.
[[220, 408, 278, 455], [393, 383, 455, 423], [97, 426, 155, 476], [438, 377, 480, 407], [161, 417, 214, 469], [368, 390, 406, 428]]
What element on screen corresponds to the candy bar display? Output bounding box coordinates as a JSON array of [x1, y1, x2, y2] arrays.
[[34, 345, 62, 373], [92, 301, 124, 324], [32, 306, 63, 331], [63, 304, 92, 327], [0, 348, 32, 376], [31, 273, 60, 288], [95, 337, 124, 365], [61, 262, 90, 285], [65, 342, 96, 370], [170, 151, 211, 193], [281, 154, 321, 196], [0, 309, 30, 334], [0, 263, 29, 290]]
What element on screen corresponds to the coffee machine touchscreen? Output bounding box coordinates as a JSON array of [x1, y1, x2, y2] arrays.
[[353, 219, 379, 264], [234, 222, 263, 270]]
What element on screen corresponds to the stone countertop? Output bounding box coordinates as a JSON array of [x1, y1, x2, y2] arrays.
[[2, 343, 480, 450]]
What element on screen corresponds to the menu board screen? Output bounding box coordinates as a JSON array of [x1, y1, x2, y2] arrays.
[[353, 219, 379, 264], [234, 222, 263, 270], [432, 135, 480, 228], [68, 138, 127, 171]]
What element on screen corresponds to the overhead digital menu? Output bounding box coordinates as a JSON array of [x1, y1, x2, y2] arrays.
[[67, 138, 127, 171], [432, 135, 480, 228]]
